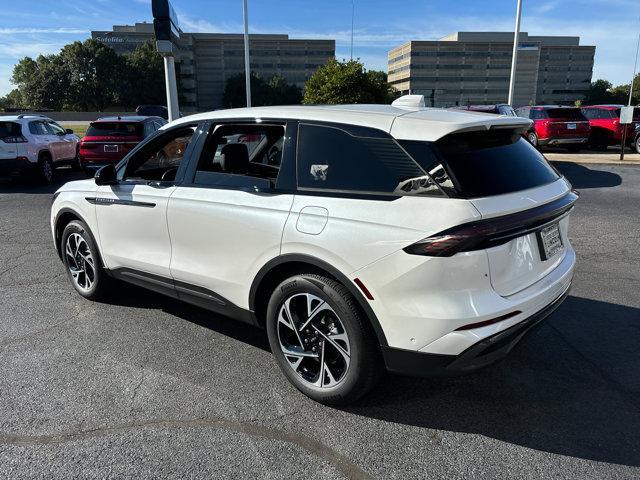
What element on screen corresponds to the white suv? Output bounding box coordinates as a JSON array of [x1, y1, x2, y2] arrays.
[[0, 114, 80, 183], [51, 99, 576, 404]]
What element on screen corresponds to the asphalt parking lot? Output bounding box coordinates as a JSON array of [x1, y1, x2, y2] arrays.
[[0, 162, 639, 479]]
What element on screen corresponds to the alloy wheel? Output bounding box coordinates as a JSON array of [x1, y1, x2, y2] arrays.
[[65, 233, 95, 291], [528, 132, 538, 147], [277, 293, 351, 388]]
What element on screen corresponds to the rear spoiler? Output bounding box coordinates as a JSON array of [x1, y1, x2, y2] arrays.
[[391, 114, 533, 142]]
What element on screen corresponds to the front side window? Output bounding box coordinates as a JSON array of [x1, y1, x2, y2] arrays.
[[46, 121, 65, 135], [193, 123, 285, 189], [123, 125, 197, 182], [297, 124, 443, 197]]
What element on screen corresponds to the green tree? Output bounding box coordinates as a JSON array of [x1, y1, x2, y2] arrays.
[[302, 58, 396, 105], [0, 89, 26, 110], [222, 72, 302, 108], [120, 40, 166, 107], [59, 39, 124, 111], [584, 76, 640, 106]]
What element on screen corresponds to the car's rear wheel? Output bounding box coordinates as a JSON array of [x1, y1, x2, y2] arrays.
[[635, 135, 640, 155], [527, 131, 538, 148], [61, 220, 111, 300], [37, 154, 54, 185], [266, 273, 381, 405]]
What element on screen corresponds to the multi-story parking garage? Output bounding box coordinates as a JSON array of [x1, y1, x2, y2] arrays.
[[92, 23, 335, 112], [388, 32, 595, 107]]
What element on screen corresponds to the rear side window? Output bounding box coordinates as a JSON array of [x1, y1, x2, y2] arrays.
[[86, 122, 143, 136], [0, 122, 22, 139], [403, 130, 559, 199], [547, 108, 586, 121], [297, 124, 442, 196]]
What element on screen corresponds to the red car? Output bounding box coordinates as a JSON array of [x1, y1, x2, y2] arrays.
[[515, 106, 590, 151], [79, 116, 166, 174], [581, 105, 640, 150]]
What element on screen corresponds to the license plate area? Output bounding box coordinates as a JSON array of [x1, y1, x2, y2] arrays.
[[104, 145, 118, 153], [536, 223, 563, 260], [567, 123, 577, 130]]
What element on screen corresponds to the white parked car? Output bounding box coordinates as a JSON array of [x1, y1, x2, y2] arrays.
[[0, 114, 80, 183], [50, 98, 576, 404]]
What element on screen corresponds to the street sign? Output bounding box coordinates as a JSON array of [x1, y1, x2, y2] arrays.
[[620, 106, 635, 124]]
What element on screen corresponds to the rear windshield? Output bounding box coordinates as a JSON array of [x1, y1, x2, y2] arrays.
[[400, 130, 559, 199], [612, 108, 640, 121], [0, 122, 22, 139], [547, 108, 586, 121], [86, 122, 143, 136]]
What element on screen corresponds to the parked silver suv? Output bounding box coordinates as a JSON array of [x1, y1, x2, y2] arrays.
[[0, 114, 80, 183]]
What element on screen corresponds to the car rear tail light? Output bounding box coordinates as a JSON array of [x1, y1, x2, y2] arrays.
[[17, 156, 29, 162], [1, 135, 28, 143], [403, 191, 578, 257]]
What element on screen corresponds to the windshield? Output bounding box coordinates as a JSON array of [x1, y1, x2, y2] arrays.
[[0, 122, 22, 139], [547, 108, 587, 121], [86, 122, 143, 137], [401, 130, 559, 199]]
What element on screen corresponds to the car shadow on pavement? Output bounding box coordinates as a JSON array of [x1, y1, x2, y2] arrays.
[[100, 283, 271, 352], [350, 296, 640, 467], [0, 168, 86, 194], [552, 161, 623, 189]]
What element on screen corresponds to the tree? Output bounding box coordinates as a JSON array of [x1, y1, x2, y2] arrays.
[[302, 58, 396, 105], [120, 41, 166, 107], [59, 39, 124, 111], [583, 76, 640, 106], [222, 72, 302, 108], [0, 89, 26, 110]]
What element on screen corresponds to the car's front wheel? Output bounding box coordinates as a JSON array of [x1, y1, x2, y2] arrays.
[[61, 220, 111, 300], [266, 273, 381, 405], [635, 135, 640, 155]]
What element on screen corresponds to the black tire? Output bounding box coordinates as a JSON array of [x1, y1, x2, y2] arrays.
[[37, 154, 54, 185], [527, 131, 539, 149], [266, 273, 382, 405], [61, 220, 111, 300], [71, 146, 82, 171], [635, 135, 640, 155]]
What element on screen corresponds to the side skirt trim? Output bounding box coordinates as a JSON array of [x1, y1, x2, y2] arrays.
[[108, 267, 257, 326]]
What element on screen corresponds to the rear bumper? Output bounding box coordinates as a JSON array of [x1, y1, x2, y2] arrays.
[[383, 284, 570, 376], [0, 158, 36, 177], [538, 137, 589, 146]]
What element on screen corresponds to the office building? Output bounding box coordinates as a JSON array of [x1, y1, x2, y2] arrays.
[[92, 23, 335, 111], [388, 32, 595, 107]]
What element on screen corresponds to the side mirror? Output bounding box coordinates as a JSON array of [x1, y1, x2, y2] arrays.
[[95, 164, 117, 186], [65, 128, 74, 134]]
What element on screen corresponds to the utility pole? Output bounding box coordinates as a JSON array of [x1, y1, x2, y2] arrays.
[[507, 0, 523, 106], [243, 0, 251, 107], [620, 27, 640, 161], [350, 1, 355, 60]]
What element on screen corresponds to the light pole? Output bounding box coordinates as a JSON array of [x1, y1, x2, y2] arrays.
[[507, 0, 523, 106], [243, 0, 251, 107], [350, 0, 354, 60], [628, 29, 640, 107]]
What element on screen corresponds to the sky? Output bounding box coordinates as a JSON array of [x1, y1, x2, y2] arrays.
[[0, 0, 638, 96]]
